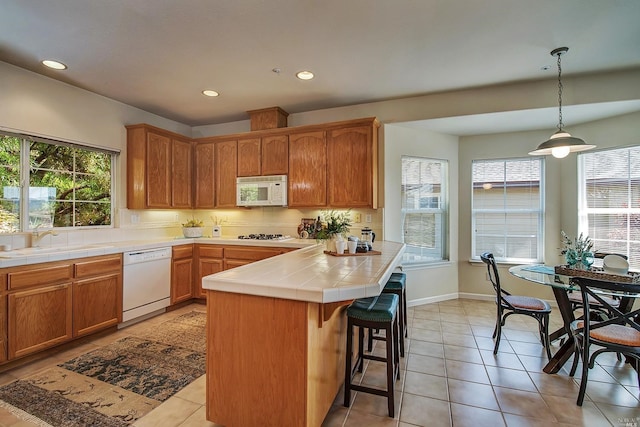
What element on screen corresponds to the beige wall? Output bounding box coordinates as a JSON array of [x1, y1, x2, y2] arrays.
[[1, 59, 640, 304], [458, 111, 640, 302], [382, 124, 459, 304]]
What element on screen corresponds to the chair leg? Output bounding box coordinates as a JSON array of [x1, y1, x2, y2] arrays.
[[542, 314, 551, 360], [357, 326, 365, 373], [344, 320, 353, 408], [493, 311, 503, 354], [385, 322, 395, 418], [576, 347, 589, 406]]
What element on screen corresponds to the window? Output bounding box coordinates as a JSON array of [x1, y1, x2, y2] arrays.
[[401, 156, 448, 265], [472, 158, 544, 263], [0, 132, 115, 231], [579, 146, 640, 270]]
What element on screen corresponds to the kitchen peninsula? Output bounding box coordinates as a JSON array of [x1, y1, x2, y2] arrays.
[[202, 240, 405, 427]]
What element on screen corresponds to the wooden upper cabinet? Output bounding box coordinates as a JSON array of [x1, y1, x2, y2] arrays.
[[288, 131, 327, 208], [237, 135, 288, 177], [172, 138, 193, 208], [194, 142, 216, 208], [126, 124, 193, 209], [327, 122, 378, 208], [146, 132, 172, 208], [215, 140, 238, 208], [261, 135, 288, 175], [237, 137, 261, 177]]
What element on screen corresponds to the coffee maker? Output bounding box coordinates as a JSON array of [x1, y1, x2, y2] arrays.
[[360, 227, 376, 251]]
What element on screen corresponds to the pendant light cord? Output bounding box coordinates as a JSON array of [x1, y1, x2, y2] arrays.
[[556, 52, 564, 132]]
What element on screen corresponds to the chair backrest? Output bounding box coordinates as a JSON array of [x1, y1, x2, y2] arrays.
[[573, 277, 640, 337], [480, 252, 506, 299]]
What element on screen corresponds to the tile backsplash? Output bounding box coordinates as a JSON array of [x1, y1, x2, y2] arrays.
[[0, 207, 384, 251]]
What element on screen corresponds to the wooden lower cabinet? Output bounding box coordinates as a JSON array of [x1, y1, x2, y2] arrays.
[[196, 246, 224, 299], [8, 283, 73, 359], [0, 295, 6, 363], [3, 254, 123, 362], [172, 245, 194, 304], [223, 246, 290, 270], [73, 273, 121, 337]]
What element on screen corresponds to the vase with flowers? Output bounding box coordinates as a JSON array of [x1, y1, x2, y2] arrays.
[[316, 209, 352, 252], [561, 230, 594, 270], [182, 218, 204, 238]]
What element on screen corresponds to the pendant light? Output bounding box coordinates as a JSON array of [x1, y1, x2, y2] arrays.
[[529, 47, 595, 158]]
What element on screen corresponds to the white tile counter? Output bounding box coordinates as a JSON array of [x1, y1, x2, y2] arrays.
[[0, 237, 315, 268], [202, 240, 406, 303]]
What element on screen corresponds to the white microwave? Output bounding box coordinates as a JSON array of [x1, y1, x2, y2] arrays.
[[236, 175, 287, 207]]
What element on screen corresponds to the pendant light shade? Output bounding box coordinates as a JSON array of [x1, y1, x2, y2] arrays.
[[529, 47, 595, 158]]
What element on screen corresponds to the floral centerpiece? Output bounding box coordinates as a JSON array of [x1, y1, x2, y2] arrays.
[[560, 230, 594, 269], [182, 218, 204, 238], [316, 210, 351, 251]]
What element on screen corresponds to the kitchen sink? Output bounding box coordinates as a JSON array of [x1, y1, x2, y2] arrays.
[[0, 244, 114, 258]]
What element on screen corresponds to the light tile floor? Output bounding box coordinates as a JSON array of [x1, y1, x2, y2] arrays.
[[0, 299, 638, 427]]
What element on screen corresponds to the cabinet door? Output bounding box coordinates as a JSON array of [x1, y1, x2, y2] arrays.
[[8, 283, 73, 359], [237, 137, 261, 177], [262, 135, 288, 175], [0, 295, 5, 363], [172, 138, 193, 208], [146, 132, 172, 208], [215, 140, 238, 208], [327, 125, 374, 207], [197, 258, 224, 298], [194, 142, 216, 208], [288, 131, 327, 207], [172, 258, 194, 304], [73, 273, 121, 337]]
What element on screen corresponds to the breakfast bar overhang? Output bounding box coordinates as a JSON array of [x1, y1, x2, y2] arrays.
[[202, 241, 405, 427]]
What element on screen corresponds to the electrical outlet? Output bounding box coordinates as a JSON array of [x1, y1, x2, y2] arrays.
[[365, 214, 372, 223], [131, 214, 139, 224], [354, 213, 362, 223]]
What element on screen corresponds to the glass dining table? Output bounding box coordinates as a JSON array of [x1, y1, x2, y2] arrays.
[[509, 264, 640, 374]]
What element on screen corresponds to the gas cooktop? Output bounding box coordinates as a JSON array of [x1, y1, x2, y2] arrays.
[[237, 234, 292, 241]]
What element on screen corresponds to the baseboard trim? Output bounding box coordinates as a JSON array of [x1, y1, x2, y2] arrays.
[[408, 293, 458, 307]]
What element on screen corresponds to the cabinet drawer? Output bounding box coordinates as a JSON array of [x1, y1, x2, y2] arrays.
[[198, 245, 224, 258], [173, 244, 194, 260], [224, 247, 282, 261], [8, 264, 73, 290], [74, 255, 123, 279]]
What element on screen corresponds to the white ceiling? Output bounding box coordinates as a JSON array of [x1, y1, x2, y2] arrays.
[[1, 0, 640, 129]]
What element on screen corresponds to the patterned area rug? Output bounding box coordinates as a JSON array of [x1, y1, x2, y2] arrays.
[[0, 311, 206, 426]]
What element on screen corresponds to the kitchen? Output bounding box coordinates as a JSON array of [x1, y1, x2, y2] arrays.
[[1, 1, 640, 425]]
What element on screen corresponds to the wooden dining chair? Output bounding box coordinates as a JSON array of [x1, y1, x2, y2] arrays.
[[568, 277, 640, 406], [480, 252, 552, 358]]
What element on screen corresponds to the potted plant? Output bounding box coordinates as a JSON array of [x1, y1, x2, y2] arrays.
[[182, 218, 204, 238], [316, 210, 351, 252], [560, 230, 594, 269]]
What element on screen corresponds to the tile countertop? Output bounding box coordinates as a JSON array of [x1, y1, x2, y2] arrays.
[[202, 240, 406, 304], [0, 237, 316, 268]]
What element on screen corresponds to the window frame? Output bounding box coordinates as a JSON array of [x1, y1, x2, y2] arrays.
[[471, 157, 545, 264], [400, 155, 449, 266], [0, 131, 117, 232]]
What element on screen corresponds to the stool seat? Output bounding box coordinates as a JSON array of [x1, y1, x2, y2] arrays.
[[347, 294, 399, 322], [389, 272, 406, 285], [384, 280, 404, 291]]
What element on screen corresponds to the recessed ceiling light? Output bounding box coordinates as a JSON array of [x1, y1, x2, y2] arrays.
[[202, 90, 219, 97], [42, 60, 67, 70], [296, 70, 314, 80]]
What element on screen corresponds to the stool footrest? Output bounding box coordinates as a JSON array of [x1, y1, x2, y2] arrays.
[[350, 384, 395, 398]]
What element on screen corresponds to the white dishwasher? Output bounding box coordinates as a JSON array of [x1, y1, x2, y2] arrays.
[[122, 247, 172, 323]]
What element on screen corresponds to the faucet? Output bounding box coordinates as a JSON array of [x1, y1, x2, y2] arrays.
[[32, 224, 59, 247]]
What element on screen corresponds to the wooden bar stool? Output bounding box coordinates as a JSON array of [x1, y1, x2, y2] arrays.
[[344, 294, 400, 417], [369, 272, 407, 356]]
